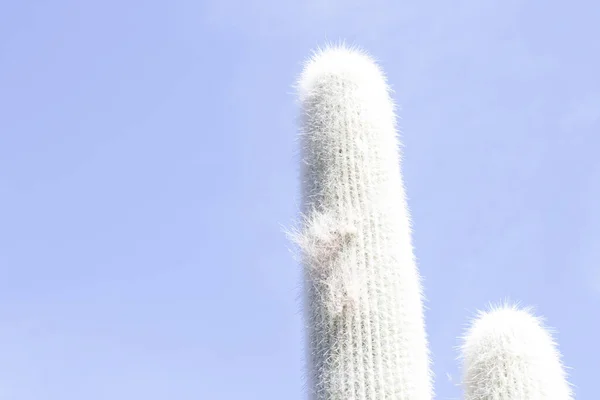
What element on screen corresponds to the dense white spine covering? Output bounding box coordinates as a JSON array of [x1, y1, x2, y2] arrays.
[[461, 304, 573, 400], [293, 45, 432, 400]]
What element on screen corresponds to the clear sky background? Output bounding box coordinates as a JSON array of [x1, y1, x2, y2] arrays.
[[1, 1, 598, 399]]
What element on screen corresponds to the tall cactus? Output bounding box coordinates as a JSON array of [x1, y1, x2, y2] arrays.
[[291, 44, 573, 399], [293, 45, 431, 399]]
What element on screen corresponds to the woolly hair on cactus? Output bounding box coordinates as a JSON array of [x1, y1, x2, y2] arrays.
[[461, 304, 573, 400], [290, 44, 574, 400], [291, 44, 432, 399]]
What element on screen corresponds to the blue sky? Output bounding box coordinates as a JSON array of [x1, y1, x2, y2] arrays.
[[0, 0, 598, 398]]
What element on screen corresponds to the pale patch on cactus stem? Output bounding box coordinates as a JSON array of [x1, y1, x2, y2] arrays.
[[292, 211, 360, 319]]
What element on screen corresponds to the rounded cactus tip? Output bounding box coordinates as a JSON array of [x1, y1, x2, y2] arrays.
[[296, 44, 389, 103], [462, 303, 551, 347], [461, 303, 573, 399]]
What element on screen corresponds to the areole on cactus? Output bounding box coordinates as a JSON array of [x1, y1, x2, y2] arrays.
[[290, 44, 573, 400]]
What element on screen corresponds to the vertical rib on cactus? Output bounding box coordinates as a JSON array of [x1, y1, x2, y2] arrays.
[[293, 45, 432, 399], [461, 304, 573, 400]]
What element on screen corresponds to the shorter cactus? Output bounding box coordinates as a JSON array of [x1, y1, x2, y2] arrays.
[[461, 304, 573, 400]]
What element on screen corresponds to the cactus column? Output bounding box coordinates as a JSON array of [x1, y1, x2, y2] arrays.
[[461, 304, 573, 399], [294, 45, 432, 399]]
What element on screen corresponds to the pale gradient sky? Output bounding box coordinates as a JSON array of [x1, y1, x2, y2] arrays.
[[1, 1, 598, 399]]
